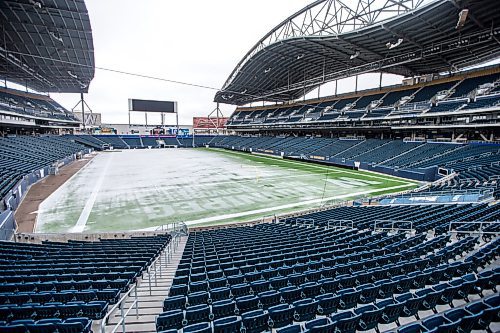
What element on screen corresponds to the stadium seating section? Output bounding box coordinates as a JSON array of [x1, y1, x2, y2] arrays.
[[0, 136, 86, 198], [157, 222, 499, 333], [0, 234, 171, 332], [208, 136, 500, 175], [0, 88, 78, 123], [65, 135, 215, 150], [227, 71, 500, 129]]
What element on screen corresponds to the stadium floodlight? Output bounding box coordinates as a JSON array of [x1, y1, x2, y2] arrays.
[[456, 9, 469, 29], [67, 70, 78, 79], [386, 38, 404, 49], [49, 31, 63, 43], [350, 51, 360, 60], [29, 0, 42, 9]]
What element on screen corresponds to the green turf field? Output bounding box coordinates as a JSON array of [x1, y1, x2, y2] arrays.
[[35, 148, 419, 233]]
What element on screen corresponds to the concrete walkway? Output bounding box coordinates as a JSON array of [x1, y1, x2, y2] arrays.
[[95, 235, 187, 333]]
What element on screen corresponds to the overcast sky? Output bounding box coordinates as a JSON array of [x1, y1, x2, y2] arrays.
[[48, 0, 314, 125], [44, 0, 452, 126]]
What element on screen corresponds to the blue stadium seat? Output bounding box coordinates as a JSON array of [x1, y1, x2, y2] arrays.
[[268, 304, 294, 329], [211, 299, 237, 320], [213, 316, 241, 333], [183, 322, 212, 333], [241, 309, 269, 333]]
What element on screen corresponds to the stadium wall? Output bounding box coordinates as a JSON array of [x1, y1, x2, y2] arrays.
[[0, 149, 92, 240]]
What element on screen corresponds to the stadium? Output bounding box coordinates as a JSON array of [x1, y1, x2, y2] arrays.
[[0, 0, 499, 332]]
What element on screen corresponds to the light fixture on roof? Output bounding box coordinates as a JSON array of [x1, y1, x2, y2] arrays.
[[49, 31, 63, 43], [386, 38, 403, 49], [456, 9, 469, 29], [67, 70, 78, 79], [29, 0, 42, 9], [350, 51, 360, 60], [264, 67, 272, 74]]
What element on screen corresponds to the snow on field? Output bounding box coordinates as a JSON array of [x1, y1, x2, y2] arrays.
[[35, 148, 416, 233]]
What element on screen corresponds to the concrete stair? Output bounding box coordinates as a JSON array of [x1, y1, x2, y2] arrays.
[[95, 235, 187, 333]]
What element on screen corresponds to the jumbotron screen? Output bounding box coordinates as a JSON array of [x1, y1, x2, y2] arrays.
[[128, 99, 177, 113]]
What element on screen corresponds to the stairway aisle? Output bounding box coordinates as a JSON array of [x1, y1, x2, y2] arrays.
[[100, 235, 188, 333]]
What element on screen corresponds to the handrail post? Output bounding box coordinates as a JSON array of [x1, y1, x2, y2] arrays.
[[120, 301, 126, 333], [134, 285, 139, 319]]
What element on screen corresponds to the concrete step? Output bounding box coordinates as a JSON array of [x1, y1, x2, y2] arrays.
[[102, 235, 188, 333]]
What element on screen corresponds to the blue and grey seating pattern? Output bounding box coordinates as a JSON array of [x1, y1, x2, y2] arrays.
[[0, 234, 171, 330], [0, 136, 87, 198], [0, 88, 79, 123], [157, 223, 499, 333]]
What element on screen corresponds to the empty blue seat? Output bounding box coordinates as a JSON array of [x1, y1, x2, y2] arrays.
[[250, 280, 270, 294], [316, 293, 339, 315], [415, 288, 441, 312], [184, 304, 211, 326], [277, 324, 302, 333], [293, 298, 319, 321], [183, 322, 212, 333], [337, 288, 359, 310], [258, 290, 281, 309], [208, 278, 227, 290], [189, 281, 208, 293], [156, 309, 184, 331], [187, 291, 209, 306], [354, 304, 383, 331], [268, 304, 294, 329], [279, 286, 301, 304], [210, 287, 230, 302], [421, 314, 452, 331], [163, 295, 186, 311], [395, 293, 422, 319], [213, 316, 241, 333], [358, 284, 379, 304], [231, 284, 251, 298], [211, 299, 236, 320], [376, 298, 402, 325], [300, 282, 321, 299], [330, 311, 360, 333], [169, 284, 188, 297], [241, 309, 269, 333], [236, 295, 259, 314]]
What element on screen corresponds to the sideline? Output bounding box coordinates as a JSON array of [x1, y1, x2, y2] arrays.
[[70, 153, 113, 233], [179, 183, 415, 226], [207, 148, 418, 185]]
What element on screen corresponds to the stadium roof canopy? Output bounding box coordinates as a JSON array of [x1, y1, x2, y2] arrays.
[[0, 0, 95, 93], [215, 0, 500, 105]]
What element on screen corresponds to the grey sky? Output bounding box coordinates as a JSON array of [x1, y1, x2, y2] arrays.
[[49, 0, 313, 125]]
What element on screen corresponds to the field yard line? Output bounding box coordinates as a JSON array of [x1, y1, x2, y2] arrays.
[[143, 173, 322, 192], [208, 148, 415, 184], [181, 182, 415, 226], [70, 154, 113, 233]]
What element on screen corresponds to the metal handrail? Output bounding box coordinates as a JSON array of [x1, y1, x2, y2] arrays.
[[448, 221, 500, 236], [373, 220, 414, 232], [145, 239, 172, 296], [100, 284, 138, 333], [327, 219, 354, 230]]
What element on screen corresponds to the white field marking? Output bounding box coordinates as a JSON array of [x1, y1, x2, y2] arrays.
[[135, 173, 323, 193], [174, 183, 415, 226], [70, 154, 113, 233], [212, 149, 416, 185]]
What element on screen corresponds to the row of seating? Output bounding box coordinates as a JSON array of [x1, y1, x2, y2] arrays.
[[0, 235, 172, 324], [0, 317, 91, 333], [158, 220, 499, 333]]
